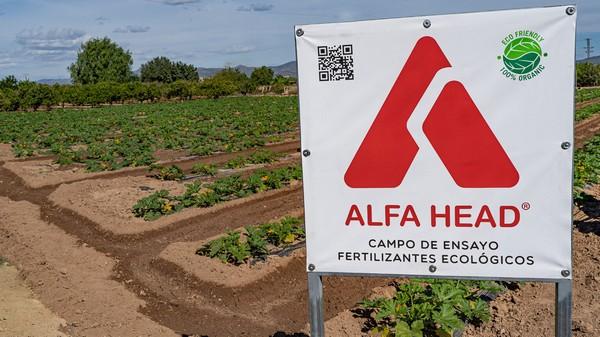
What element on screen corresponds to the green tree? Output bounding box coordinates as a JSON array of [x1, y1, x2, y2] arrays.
[[173, 61, 199, 81], [212, 68, 248, 84], [0, 89, 19, 111], [140, 57, 198, 83], [577, 63, 600, 87], [199, 77, 237, 99], [69, 37, 134, 84], [250, 66, 274, 86], [209, 68, 250, 95], [140, 56, 174, 83], [17, 81, 53, 111], [0, 75, 18, 90]]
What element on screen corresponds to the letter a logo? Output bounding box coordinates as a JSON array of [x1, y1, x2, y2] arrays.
[[344, 36, 519, 188]]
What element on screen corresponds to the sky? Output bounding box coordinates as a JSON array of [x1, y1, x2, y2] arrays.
[[0, 0, 599, 80]]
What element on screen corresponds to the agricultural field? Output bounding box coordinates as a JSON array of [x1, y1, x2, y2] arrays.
[[0, 93, 599, 337]]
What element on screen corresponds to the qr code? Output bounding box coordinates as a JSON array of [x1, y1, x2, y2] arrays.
[[318, 44, 354, 81]]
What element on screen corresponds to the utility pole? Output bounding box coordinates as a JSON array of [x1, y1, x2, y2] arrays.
[[584, 38, 594, 59]]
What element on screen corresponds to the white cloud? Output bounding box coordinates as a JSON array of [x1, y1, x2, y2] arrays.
[[210, 45, 256, 54], [237, 3, 274, 12], [151, 0, 201, 6], [16, 28, 88, 52], [15, 28, 89, 63], [95, 16, 109, 25], [114, 25, 151, 33]]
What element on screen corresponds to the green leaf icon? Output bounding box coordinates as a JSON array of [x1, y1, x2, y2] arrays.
[[502, 37, 542, 75]]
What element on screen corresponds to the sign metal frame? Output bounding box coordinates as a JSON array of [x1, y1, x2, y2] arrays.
[[295, 5, 576, 337]]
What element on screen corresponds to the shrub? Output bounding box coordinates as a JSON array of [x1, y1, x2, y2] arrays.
[[577, 63, 600, 87]]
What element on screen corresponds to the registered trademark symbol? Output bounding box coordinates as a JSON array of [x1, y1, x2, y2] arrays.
[[543, 52, 548, 57], [521, 202, 531, 210]]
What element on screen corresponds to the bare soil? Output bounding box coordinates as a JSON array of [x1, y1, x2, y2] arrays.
[[3, 158, 140, 189], [0, 144, 15, 162], [0, 197, 177, 337], [0, 262, 67, 337], [575, 113, 600, 148], [0, 160, 386, 337]]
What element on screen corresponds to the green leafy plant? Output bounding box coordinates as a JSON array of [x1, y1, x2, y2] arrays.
[[149, 164, 185, 181], [576, 87, 600, 102], [360, 279, 503, 337], [191, 163, 218, 176], [574, 134, 600, 201], [196, 217, 304, 265], [576, 103, 600, 121], [259, 216, 304, 246], [197, 231, 251, 265], [224, 149, 282, 169], [131, 190, 176, 221]]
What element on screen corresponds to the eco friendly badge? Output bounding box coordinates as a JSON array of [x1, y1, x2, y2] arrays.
[[499, 30, 547, 81]]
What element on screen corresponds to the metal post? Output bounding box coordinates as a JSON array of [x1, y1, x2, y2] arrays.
[[308, 272, 325, 337], [555, 279, 572, 337]]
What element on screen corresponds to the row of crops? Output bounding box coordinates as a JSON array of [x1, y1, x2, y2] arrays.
[[576, 87, 600, 103], [0, 88, 599, 172], [0, 96, 298, 171], [133, 165, 302, 220]]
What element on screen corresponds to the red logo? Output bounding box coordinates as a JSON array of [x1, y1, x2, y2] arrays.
[[344, 36, 519, 188]]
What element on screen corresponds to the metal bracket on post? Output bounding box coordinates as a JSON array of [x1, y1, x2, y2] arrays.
[[555, 279, 572, 337], [308, 272, 325, 337]]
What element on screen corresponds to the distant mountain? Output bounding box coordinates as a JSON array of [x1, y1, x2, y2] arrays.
[[197, 61, 297, 79], [37, 78, 71, 85], [577, 56, 600, 64]]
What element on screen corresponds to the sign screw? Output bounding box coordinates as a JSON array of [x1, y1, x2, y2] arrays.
[[296, 28, 304, 37], [561, 270, 570, 277], [428, 265, 437, 273], [423, 19, 431, 29], [303, 149, 311, 157], [566, 7, 576, 15], [308, 264, 316, 271], [561, 142, 571, 150]]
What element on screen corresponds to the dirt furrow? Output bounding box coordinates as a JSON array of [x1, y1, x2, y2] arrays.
[[1, 161, 384, 337], [576, 96, 600, 110], [575, 113, 600, 148]]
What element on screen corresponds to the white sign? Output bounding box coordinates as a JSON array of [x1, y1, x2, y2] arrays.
[[296, 6, 576, 280]]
